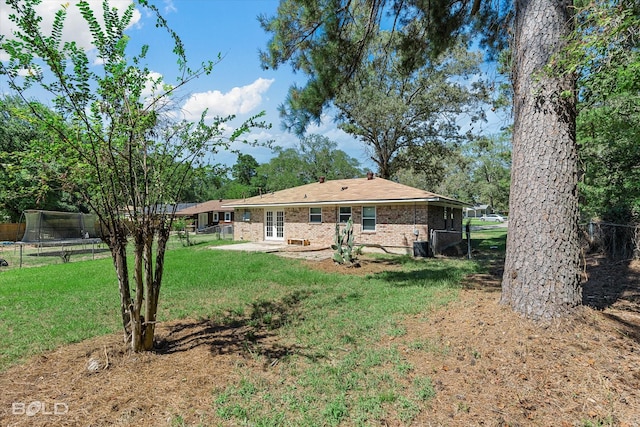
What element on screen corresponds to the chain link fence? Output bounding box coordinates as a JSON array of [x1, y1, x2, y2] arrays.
[[197, 224, 234, 240], [581, 221, 640, 260]]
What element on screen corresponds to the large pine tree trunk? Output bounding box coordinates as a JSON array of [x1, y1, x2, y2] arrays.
[[501, 0, 582, 319]]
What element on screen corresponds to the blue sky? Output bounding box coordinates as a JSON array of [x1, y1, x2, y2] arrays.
[[0, 0, 506, 172]]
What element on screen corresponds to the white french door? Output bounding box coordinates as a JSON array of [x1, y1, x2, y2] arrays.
[[265, 210, 284, 241]]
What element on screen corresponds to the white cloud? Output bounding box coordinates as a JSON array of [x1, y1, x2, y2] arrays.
[[0, 1, 141, 51], [162, 0, 177, 15], [182, 78, 275, 120]]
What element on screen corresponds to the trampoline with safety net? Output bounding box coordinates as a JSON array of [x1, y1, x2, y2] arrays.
[[14, 210, 105, 267], [21, 210, 101, 243]]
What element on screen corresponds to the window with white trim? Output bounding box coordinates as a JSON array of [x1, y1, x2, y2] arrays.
[[309, 207, 322, 223], [339, 206, 352, 223], [213, 212, 219, 222], [362, 206, 376, 231], [224, 212, 231, 222]]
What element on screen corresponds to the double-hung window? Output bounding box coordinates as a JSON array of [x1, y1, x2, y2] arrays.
[[362, 206, 376, 231], [224, 212, 231, 222], [309, 207, 322, 223], [339, 206, 352, 223]]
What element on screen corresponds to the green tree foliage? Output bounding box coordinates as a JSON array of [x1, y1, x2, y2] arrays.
[[0, 96, 33, 153], [458, 133, 511, 211], [573, 0, 640, 223], [578, 50, 640, 223], [255, 147, 307, 191], [0, 0, 266, 351], [232, 153, 260, 186], [395, 132, 511, 212], [259, 0, 509, 134], [262, 13, 490, 180], [212, 179, 258, 200], [209, 153, 262, 199], [179, 165, 227, 202], [333, 34, 489, 179], [255, 134, 363, 191], [0, 96, 87, 221], [296, 134, 363, 181], [211, 153, 267, 199]]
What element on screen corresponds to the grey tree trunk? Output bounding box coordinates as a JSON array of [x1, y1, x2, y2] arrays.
[[501, 0, 582, 319], [105, 220, 168, 352], [106, 228, 133, 342]]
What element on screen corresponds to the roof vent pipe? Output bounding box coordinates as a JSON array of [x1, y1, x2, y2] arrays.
[[319, 176, 325, 183], [367, 171, 374, 180]]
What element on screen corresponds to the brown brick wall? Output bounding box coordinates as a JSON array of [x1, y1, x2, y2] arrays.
[[234, 204, 463, 249], [286, 207, 335, 243], [234, 208, 264, 242]]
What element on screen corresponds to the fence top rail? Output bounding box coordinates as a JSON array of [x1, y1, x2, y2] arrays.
[[581, 221, 639, 229], [16, 238, 102, 247]]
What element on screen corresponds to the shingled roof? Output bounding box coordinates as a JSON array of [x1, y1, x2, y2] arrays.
[[175, 199, 239, 216], [225, 177, 467, 208]]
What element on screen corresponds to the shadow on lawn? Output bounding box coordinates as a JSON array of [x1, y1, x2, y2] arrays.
[[372, 256, 503, 291], [582, 256, 634, 309], [373, 265, 466, 287], [581, 255, 640, 343], [155, 290, 323, 365]]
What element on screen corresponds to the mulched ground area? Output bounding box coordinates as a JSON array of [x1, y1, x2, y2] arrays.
[[1, 254, 639, 426]]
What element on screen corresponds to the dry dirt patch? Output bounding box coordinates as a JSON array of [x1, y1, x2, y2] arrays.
[[1, 256, 639, 426]]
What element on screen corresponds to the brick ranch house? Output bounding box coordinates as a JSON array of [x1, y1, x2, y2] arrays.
[[226, 174, 468, 254], [175, 199, 238, 231]]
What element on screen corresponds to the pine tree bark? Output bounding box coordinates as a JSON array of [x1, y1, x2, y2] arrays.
[[501, 0, 582, 319]]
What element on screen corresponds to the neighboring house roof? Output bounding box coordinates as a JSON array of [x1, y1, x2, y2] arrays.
[[466, 204, 490, 211], [175, 199, 240, 216], [120, 203, 197, 215], [168, 203, 199, 213], [225, 177, 468, 208]]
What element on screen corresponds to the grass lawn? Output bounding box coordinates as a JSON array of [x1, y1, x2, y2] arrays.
[[0, 232, 504, 425], [0, 232, 233, 270], [465, 217, 508, 227], [469, 227, 507, 255]]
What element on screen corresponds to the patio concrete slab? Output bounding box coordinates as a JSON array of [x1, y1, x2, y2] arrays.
[[209, 241, 334, 260], [209, 242, 289, 252]]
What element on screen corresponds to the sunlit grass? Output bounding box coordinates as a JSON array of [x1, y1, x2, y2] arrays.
[[471, 227, 508, 254], [0, 232, 510, 425]]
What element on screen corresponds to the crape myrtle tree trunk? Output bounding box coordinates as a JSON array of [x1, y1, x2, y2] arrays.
[[1, 0, 267, 351], [260, 0, 583, 319]]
